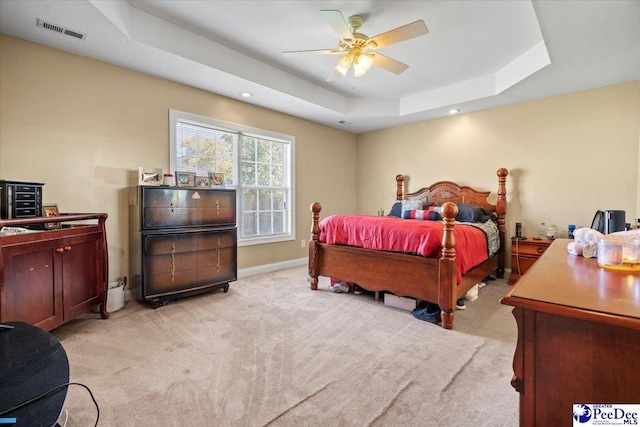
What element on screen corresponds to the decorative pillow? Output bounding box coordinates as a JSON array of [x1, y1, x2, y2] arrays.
[[400, 200, 422, 218], [456, 203, 494, 223], [387, 201, 402, 217], [402, 206, 437, 220], [411, 190, 432, 208], [417, 203, 494, 222]]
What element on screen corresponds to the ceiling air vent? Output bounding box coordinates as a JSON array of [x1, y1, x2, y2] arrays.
[[37, 19, 87, 41]]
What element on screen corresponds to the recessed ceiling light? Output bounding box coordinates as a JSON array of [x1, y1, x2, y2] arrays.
[[448, 109, 460, 115], [240, 92, 253, 98]]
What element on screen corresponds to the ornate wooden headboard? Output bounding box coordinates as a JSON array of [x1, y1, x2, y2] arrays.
[[395, 168, 508, 217]]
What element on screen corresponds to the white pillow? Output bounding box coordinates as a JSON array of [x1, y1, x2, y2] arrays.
[[400, 200, 422, 218]]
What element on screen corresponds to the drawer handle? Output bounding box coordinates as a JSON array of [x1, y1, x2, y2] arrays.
[[56, 247, 65, 253], [216, 200, 220, 215], [537, 247, 544, 254], [64, 246, 72, 251], [171, 253, 175, 282]]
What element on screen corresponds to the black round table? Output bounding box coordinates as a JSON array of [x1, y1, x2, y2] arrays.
[[0, 321, 69, 427]]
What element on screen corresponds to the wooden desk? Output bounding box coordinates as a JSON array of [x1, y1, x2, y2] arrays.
[[501, 239, 640, 427]]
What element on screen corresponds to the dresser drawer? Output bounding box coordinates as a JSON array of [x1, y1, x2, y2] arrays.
[[509, 238, 553, 285], [141, 187, 236, 228], [144, 232, 199, 255], [144, 229, 236, 255], [512, 240, 550, 257], [15, 200, 36, 209], [510, 255, 538, 276], [145, 247, 236, 296], [199, 230, 236, 250], [15, 208, 38, 217], [14, 184, 38, 193]]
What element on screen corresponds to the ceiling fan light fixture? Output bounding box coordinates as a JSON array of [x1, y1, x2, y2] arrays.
[[286, 10, 428, 82], [336, 53, 353, 76], [353, 53, 374, 77]]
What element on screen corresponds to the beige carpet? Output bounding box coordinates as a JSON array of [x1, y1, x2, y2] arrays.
[[53, 266, 519, 426]]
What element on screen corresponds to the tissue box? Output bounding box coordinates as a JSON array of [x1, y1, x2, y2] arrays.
[[384, 294, 417, 311], [597, 231, 640, 272]]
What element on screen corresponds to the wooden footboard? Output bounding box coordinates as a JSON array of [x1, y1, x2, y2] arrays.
[[308, 168, 508, 330]]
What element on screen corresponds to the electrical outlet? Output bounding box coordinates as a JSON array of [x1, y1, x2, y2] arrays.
[[301, 239, 305, 248]]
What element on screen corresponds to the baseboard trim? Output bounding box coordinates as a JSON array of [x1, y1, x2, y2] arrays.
[[238, 257, 307, 279]]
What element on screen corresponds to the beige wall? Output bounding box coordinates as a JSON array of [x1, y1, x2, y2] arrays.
[[357, 81, 640, 257], [0, 35, 357, 281]]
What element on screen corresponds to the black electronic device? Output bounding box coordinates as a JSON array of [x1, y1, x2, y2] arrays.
[[591, 210, 626, 234], [515, 222, 523, 239], [604, 210, 625, 234]]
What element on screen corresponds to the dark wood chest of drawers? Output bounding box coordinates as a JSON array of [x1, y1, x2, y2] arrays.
[[129, 186, 237, 307], [0, 180, 44, 220]]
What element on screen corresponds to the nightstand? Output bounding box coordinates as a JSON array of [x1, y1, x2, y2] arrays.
[[508, 237, 553, 285]]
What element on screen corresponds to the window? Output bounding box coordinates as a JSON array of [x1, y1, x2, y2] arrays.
[[170, 110, 294, 246]]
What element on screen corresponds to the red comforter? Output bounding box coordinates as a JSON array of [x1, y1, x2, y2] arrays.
[[319, 215, 491, 283]]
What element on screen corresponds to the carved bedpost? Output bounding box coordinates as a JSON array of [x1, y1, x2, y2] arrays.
[[308, 202, 322, 290], [496, 168, 509, 279], [439, 201, 458, 329], [396, 174, 404, 201]]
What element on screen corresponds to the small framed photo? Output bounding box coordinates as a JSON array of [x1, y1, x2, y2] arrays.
[[195, 176, 211, 188], [42, 204, 61, 229], [210, 172, 224, 186], [138, 167, 162, 186], [175, 171, 196, 187]]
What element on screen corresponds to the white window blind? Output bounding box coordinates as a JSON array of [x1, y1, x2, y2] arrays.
[[169, 110, 295, 246]]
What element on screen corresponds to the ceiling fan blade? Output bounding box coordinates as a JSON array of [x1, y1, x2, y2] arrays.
[[283, 48, 342, 57], [368, 20, 428, 49], [320, 10, 354, 41], [373, 53, 409, 75], [326, 68, 344, 82]]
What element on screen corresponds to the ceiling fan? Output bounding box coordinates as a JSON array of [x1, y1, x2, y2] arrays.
[[283, 10, 428, 81]]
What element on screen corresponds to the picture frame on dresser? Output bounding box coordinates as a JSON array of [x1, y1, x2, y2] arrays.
[[138, 167, 163, 186], [175, 171, 195, 187], [196, 176, 211, 188], [210, 172, 224, 186], [42, 203, 61, 229]]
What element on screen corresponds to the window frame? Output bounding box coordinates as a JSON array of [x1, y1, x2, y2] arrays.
[[169, 109, 295, 247]]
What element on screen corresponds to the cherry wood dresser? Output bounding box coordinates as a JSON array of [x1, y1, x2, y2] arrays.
[[129, 186, 237, 308], [501, 238, 640, 427], [0, 214, 109, 331]]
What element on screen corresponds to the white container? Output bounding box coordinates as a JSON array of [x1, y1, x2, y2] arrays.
[[106, 281, 125, 312], [597, 231, 640, 272], [384, 294, 417, 311]]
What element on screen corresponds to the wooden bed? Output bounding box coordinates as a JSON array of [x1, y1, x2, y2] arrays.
[[308, 168, 508, 329]]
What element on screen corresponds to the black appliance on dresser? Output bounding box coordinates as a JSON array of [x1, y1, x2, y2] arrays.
[[0, 180, 44, 220], [129, 186, 237, 308]]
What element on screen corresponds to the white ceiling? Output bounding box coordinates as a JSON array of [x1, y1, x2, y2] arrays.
[[1, 0, 639, 134]]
